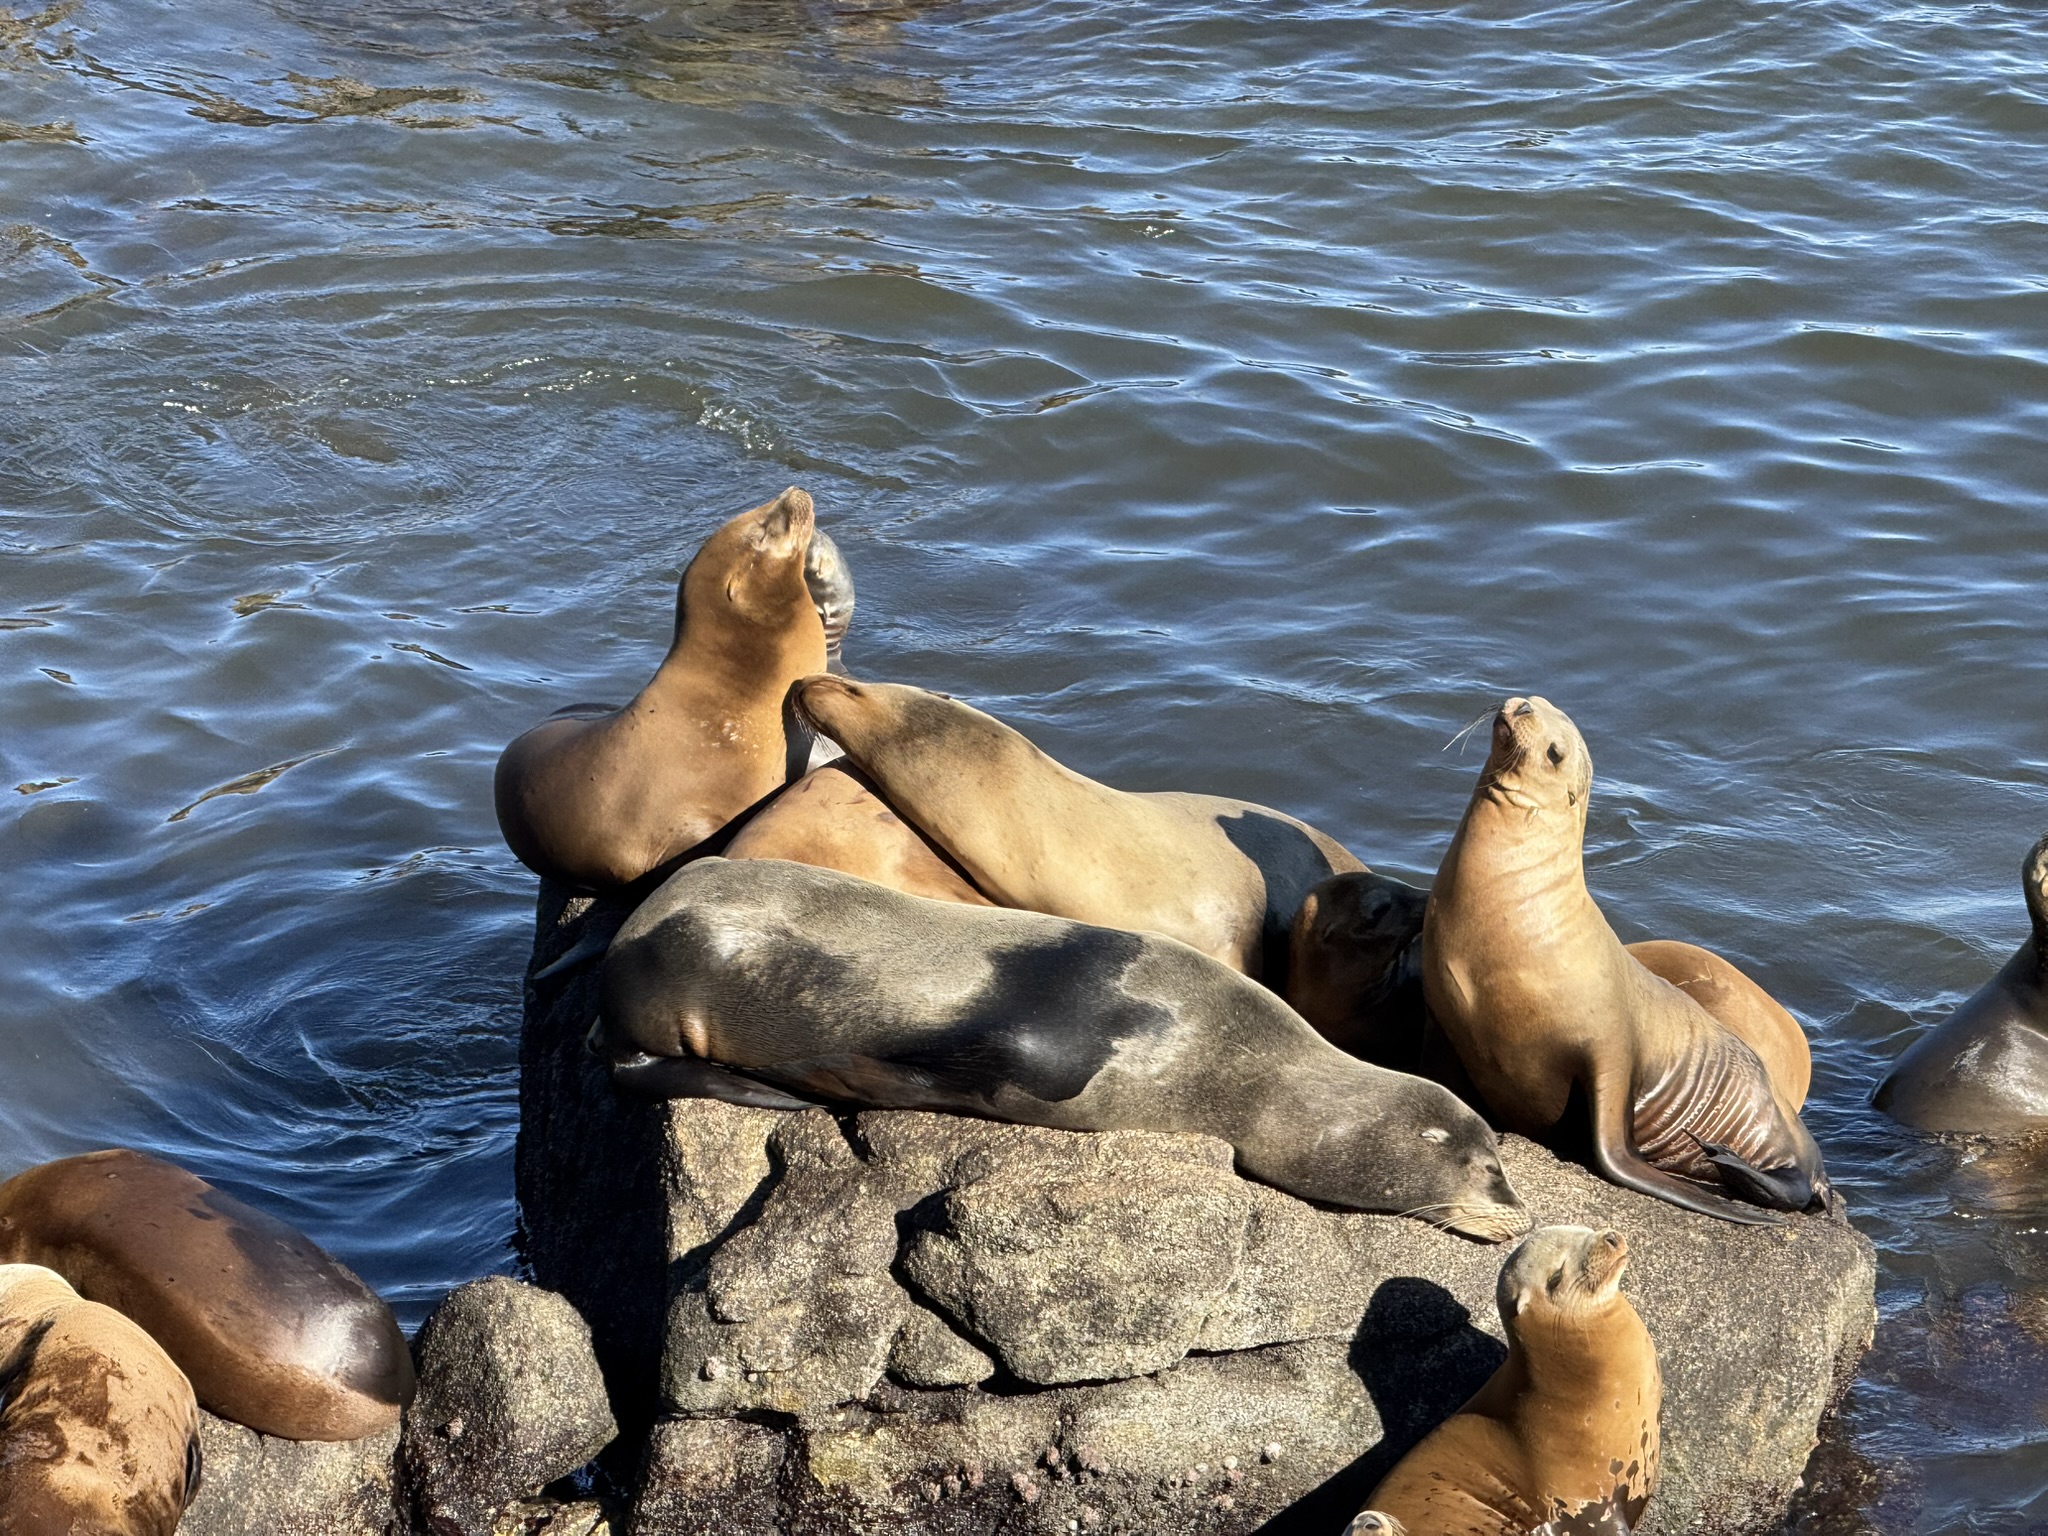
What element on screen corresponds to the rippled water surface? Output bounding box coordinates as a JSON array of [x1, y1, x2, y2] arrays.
[[3, 0, 2045, 1527]]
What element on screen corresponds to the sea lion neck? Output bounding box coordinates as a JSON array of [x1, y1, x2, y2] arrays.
[[2024, 833, 2048, 953], [1447, 787, 1590, 906]]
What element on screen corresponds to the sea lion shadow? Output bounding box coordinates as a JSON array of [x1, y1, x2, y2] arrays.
[[1252, 1277, 1505, 1534]]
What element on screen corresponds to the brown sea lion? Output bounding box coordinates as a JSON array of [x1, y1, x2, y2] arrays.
[[791, 675, 1365, 982], [1875, 831, 2048, 1135], [0, 1150, 414, 1441], [0, 1263, 202, 1535], [1353, 1226, 1660, 1536], [594, 858, 1531, 1241], [1291, 876, 1811, 1112], [1422, 697, 1830, 1224], [494, 487, 828, 890], [724, 763, 992, 906]]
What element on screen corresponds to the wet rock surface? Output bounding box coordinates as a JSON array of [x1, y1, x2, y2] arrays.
[[518, 882, 1877, 1535]]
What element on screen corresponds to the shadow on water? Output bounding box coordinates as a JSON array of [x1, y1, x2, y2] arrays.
[[1256, 1277, 1504, 1535]]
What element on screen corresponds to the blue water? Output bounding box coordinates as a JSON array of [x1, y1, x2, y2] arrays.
[[3, 1, 2046, 1527]]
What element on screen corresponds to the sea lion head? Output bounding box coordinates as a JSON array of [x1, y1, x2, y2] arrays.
[[803, 528, 856, 670], [1282, 1080, 1530, 1242], [1497, 1225, 1630, 1331], [793, 676, 998, 769], [1479, 695, 1592, 824], [678, 486, 820, 633], [1289, 873, 1428, 1045], [1345, 1514, 1407, 1536], [2024, 830, 2048, 943]]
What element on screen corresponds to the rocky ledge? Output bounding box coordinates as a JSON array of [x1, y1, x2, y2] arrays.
[[514, 883, 1878, 1536]]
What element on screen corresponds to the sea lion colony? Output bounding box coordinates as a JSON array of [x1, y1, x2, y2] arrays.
[[2, 489, 2030, 1533]]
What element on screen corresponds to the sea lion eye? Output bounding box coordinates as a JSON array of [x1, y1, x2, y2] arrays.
[[1420, 1127, 1449, 1144], [1546, 742, 1565, 766], [1547, 1265, 1565, 1292]]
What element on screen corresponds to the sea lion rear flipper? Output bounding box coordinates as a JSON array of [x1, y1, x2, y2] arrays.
[[1587, 1068, 1783, 1226], [609, 1055, 824, 1111]]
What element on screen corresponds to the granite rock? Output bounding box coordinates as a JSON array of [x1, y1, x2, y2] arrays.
[[402, 1276, 618, 1534], [177, 1411, 398, 1536]]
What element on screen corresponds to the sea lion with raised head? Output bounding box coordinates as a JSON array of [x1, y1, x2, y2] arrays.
[[1293, 876, 1811, 1112], [1422, 697, 1830, 1224], [1351, 1225, 1660, 1536], [791, 675, 1365, 983], [494, 487, 828, 889], [0, 1150, 415, 1441], [724, 763, 992, 906], [0, 1263, 203, 1535], [1875, 831, 2048, 1135], [593, 857, 1530, 1241]]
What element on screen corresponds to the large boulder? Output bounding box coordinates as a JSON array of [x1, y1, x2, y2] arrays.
[[402, 1276, 618, 1534], [518, 883, 1876, 1536]]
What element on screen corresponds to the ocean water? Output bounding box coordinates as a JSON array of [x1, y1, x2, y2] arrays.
[[2, 1, 2044, 1528]]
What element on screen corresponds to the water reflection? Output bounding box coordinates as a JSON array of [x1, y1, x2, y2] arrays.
[[2, 0, 2047, 1528]]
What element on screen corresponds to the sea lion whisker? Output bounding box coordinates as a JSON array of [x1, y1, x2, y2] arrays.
[[1442, 710, 1495, 755]]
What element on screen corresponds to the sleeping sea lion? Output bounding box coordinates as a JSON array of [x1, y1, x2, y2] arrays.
[[1874, 831, 2048, 1134], [1421, 697, 1830, 1224], [494, 487, 828, 889], [0, 1263, 202, 1535], [1292, 876, 1811, 1111], [0, 1150, 414, 1441], [1352, 1226, 1660, 1536], [593, 857, 1530, 1241], [791, 675, 1364, 983], [724, 763, 991, 906]]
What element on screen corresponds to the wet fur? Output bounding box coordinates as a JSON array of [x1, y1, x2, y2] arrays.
[[0, 1150, 413, 1441], [596, 858, 1528, 1238]]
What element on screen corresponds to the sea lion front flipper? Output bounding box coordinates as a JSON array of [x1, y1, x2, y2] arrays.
[[609, 1054, 824, 1110], [1686, 1134, 1824, 1213], [1586, 1067, 1783, 1226]]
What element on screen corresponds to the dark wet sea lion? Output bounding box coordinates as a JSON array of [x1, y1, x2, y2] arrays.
[[494, 487, 828, 890], [792, 675, 1365, 983], [0, 1150, 414, 1441], [594, 857, 1530, 1241], [724, 763, 992, 906], [803, 527, 856, 674], [1875, 831, 2048, 1135], [1293, 875, 1811, 1115], [1422, 697, 1830, 1224], [1354, 1226, 1661, 1536], [0, 1263, 202, 1535]]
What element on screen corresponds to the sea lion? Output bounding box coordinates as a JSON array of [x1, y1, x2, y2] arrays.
[[1874, 831, 2048, 1135], [804, 527, 855, 674], [1354, 1226, 1660, 1536], [1422, 697, 1830, 1224], [791, 675, 1365, 983], [0, 1263, 202, 1535], [0, 1150, 415, 1441], [494, 487, 828, 889], [724, 763, 992, 906], [593, 857, 1530, 1241], [1292, 877, 1811, 1111]]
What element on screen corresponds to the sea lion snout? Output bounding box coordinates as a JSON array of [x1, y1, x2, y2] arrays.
[[756, 485, 816, 548], [1582, 1228, 1629, 1290]]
